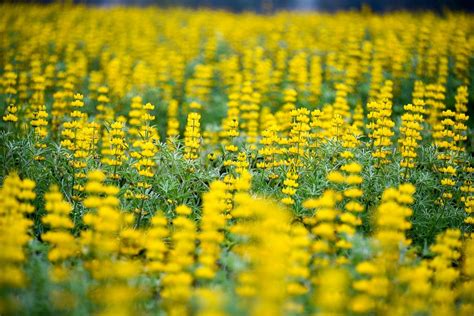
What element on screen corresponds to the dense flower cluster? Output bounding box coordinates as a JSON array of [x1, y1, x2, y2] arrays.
[[0, 4, 473, 315], [0, 173, 35, 313]]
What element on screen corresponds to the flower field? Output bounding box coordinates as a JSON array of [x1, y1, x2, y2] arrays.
[[1, 4, 474, 315]]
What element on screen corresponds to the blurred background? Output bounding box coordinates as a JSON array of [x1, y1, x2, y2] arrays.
[[6, 0, 474, 12]]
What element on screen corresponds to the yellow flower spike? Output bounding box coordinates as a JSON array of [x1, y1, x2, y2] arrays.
[[316, 267, 349, 314], [327, 171, 345, 184], [176, 205, 192, 216]]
